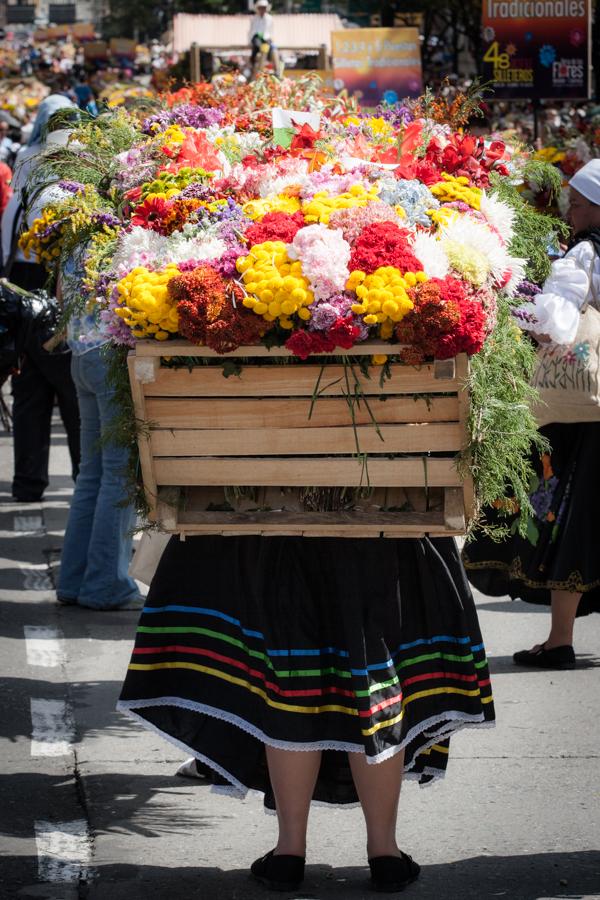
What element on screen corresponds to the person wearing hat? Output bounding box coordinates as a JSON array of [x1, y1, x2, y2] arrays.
[[248, 0, 281, 79], [463, 158, 600, 669]]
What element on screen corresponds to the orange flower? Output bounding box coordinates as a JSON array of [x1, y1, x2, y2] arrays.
[[541, 453, 554, 480], [546, 511, 556, 522]]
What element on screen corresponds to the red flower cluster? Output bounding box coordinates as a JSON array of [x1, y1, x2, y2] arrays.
[[162, 131, 222, 174], [396, 123, 509, 188], [169, 265, 270, 353], [285, 317, 361, 359], [244, 211, 306, 245], [349, 222, 422, 275], [130, 196, 171, 234], [437, 292, 486, 358], [396, 276, 485, 364]]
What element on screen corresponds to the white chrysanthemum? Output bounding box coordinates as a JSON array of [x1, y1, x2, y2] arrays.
[[111, 226, 165, 271], [479, 192, 515, 244], [411, 231, 450, 278], [164, 233, 227, 265], [441, 215, 525, 294]]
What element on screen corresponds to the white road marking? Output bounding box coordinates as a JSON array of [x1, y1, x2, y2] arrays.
[[24, 626, 66, 668], [34, 819, 93, 883], [13, 514, 44, 533], [18, 561, 54, 592], [30, 698, 76, 757]]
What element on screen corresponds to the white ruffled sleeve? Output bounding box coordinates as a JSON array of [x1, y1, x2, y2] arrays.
[[524, 242, 595, 344]]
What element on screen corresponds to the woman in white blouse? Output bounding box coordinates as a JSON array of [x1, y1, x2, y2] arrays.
[[463, 158, 600, 670]]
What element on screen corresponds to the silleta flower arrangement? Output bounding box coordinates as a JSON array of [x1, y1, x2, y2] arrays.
[[20, 76, 563, 531]]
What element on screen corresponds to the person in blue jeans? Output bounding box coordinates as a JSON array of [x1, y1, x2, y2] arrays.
[[57, 250, 142, 611]]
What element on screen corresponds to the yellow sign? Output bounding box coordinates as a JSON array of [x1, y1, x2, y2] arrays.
[[332, 28, 422, 105]]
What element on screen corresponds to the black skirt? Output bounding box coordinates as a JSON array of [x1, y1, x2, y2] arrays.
[[118, 535, 494, 807], [463, 422, 600, 615]]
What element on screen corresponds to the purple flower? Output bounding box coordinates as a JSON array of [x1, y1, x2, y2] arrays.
[[58, 180, 85, 194], [308, 292, 368, 340], [374, 103, 414, 127], [511, 307, 538, 325], [530, 475, 558, 520], [92, 212, 121, 229], [142, 105, 225, 134]]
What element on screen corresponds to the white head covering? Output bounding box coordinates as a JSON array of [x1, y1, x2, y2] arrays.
[[569, 159, 600, 206]]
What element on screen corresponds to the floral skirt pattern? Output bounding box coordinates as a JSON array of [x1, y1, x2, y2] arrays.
[[463, 422, 600, 615], [118, 535, 494, 807]]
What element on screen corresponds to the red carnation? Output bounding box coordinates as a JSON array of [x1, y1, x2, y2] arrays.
[[327, 316, 361, 350], [349, 222, 422, 275], [244, 211, 305, 245], [285, 330, 328, 360]]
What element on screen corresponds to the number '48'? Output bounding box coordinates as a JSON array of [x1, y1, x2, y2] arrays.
[[483, 41, 510, 69]]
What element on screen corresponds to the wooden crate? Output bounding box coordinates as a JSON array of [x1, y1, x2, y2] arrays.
[[128, 340, 473, 538]]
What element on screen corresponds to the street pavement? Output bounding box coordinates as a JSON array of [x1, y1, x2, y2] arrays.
[[0, 410, 599, 900]]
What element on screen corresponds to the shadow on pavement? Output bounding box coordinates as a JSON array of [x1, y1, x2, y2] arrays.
[[475, 599, 548, 613], [4, 850, 599, 899], [0, 771, 223, 840], [487, 653, 600, 673]]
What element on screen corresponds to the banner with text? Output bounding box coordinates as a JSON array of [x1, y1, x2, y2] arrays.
[[332, 28, 422, 107], [482, 0, 591, 99]]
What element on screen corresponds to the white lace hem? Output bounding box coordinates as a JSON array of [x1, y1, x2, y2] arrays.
[[117, 696, 494, 802]]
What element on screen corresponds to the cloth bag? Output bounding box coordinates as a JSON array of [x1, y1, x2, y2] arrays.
[[129, 531, 170, 586], [531, 242, 600, 426]]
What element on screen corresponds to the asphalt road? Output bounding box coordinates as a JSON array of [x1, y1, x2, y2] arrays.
[[1, 410, 599, 900]]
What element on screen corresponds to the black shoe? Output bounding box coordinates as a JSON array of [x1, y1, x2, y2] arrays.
[[250, 849, 305, 891], [513, 643, 576, 670], [56, 595, 77, 606], [369, 852, 421, 893]]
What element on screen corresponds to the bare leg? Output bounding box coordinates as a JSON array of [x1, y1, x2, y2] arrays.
[[265, 746, 321, 856], [547, 589, 581, 648], [528, 589, 581, 651], [348, 749, 405, 859]]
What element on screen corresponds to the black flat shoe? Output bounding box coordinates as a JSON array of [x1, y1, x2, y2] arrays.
[[513, 643, 576, 670], [369, 852, 421, 893], [250, 849, 305, 891]]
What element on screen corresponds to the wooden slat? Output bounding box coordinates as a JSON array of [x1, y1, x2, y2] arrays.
[[455, 353, 475, 522], [176, 509, 446, 527], [443, 486, 466, 531], [145, 396, 460, 429], [168, 524, 462, 537], [150, 423, 462, 457], [143, 364, 457, 398], [154, 457, 462, 488], [134, 339, 406, 358], [127, 355, 158, 519]]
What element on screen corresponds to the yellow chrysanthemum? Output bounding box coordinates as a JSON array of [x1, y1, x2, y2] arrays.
[[236, 241, 313, 324], [115, 264, 181, 340], [242, 195, 302, 221], [347, 266, 427, 333]]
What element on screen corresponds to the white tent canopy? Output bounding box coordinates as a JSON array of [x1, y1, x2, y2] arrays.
[[172, 13, 345, 53]]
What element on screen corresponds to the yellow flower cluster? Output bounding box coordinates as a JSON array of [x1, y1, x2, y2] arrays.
[[114, 264, 181, 340], [428, 207, 460, 229], [237, 241, 314, 328], [302, 183, 379, 224], [430, 174, 482, 210], [242, 195, 301, 220], [156, 124, 187, 147], [19, 211, 59, 263], [533, 146, 566, 164], [347, 266, 427, 338]]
